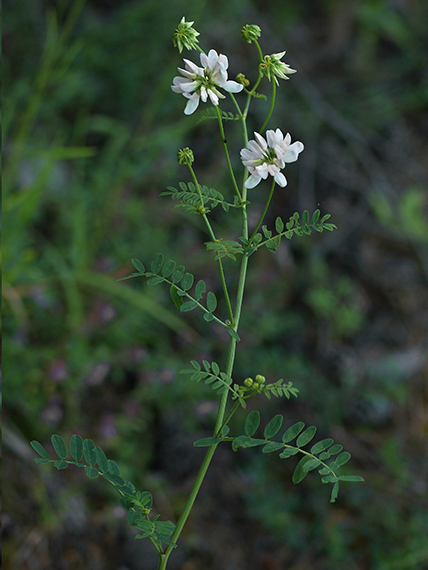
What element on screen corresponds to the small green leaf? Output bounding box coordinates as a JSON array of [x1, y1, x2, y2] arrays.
[[330, 481, 340, 503], [312, 209, 321, 224], [181, 273, 194, 291], [279, 447, 299, 458], [162, 260, 176, 277], [170, 285, 183, 309], [195, 280, 206, 300], [211, 362, 220, 375], [95, 446, 109, 473], [84, 466, 99, 478], [193, 437, 223, 447], [338, 475, 364, 482], [335, 451, 351, 467], [320, 213, 331, 223], [227, 328, 240, 342], [54, 460, 68, 470], [30, 440, 50, 460], [275, 217, 284, 233], [328, 444, 343, 455], [180, 300, 198, 312], [206, 291, 217, 312], [151, 253, 164, 273], [108, 459, 121, 475], [262, 225, 272, 238], [321, 474, 338, 483], [232, 436, 266, 451], [296, 426, 317, 448], [303, 458, 321, 471], [282, 422, 305, 443], [264, 414, 284, 439], [292, 456, 311, 484], [147, 276, 164, 285], [83, 439, 97, 466], [103, 473, 125, 486], [171, 265, 185, 283], [203, 312, 214, 322], [51, 435, 67, 459], [310, 438, 334, 455], [262, 441, 284, 454], [70, 434, 83, 462], [131, 258, 145, 274], [245, 411, 260, 437], [34, 458, 50, 464]]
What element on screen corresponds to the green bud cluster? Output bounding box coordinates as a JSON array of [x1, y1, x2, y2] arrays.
[[236, 73, 250, 87], [259, 52, 297, 85], [177, 147, 194, 165], [173, 17, 200, 53], [241, 24, 261, 43]]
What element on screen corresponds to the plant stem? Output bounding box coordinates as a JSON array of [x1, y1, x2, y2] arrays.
[[215, 106, 242, 202], [249, 179, 276, 243], [259, 79, 276, 134], [158, 153, 251, 570], [187, 162, 234, 323]]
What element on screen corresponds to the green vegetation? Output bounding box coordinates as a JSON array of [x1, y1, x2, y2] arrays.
[[3, 0, 428, 569]]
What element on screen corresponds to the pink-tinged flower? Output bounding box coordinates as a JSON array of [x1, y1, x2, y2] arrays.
[[240, 129, 304, 189], [171, 49, 243, 115]]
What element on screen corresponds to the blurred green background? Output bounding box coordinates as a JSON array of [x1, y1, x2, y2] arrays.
[[3, 0, 428, 569]]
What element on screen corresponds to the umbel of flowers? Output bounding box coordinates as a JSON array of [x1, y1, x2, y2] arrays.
[[171, 49, 244, 115], [241, 129, 304, 188]]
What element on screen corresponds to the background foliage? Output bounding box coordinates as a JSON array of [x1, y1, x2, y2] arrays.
[[3, 0, 428, 569]]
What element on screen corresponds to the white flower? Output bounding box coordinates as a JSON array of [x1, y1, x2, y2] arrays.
[[240, 129, 304, 189], [171, 49, 243, 115]]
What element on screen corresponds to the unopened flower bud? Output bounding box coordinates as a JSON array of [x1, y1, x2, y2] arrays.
[[177, 147, 194, 165], [244, 377, 254, 387], [173, 17, 200, 53], [259, 52, 296, 85], [236, 73, 250, 87], [241, 24, 261, 44], [255, 374, 266, 385]]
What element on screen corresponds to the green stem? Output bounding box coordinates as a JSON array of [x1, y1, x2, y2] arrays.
[[259, 79, 276, 134], [187, 162, 233, 323], [249, 179, 276, 244], [215, 106, 242, 202], [159, 170, 250, 570]]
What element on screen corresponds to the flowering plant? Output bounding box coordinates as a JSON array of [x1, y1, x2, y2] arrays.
[[31, 19, 363, 570]]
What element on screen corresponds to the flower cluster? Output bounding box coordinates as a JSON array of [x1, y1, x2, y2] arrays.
[[172, 17, 200, 53], [260, 52, 296, 84], [241, 24, 261, 43], [171, 49, 243, 115], [240, 129, 304, 189]]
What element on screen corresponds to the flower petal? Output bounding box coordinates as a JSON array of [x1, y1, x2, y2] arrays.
[[282, 141, 304, 163], [244, 175, 261, 189], [254, 132, 268, 151], [222, 80, 244, 93], [184, 94, 200, 115], [274, 172, 287, 187]]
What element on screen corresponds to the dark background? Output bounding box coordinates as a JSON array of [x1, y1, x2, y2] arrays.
[[3, 0, 428, 569]]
